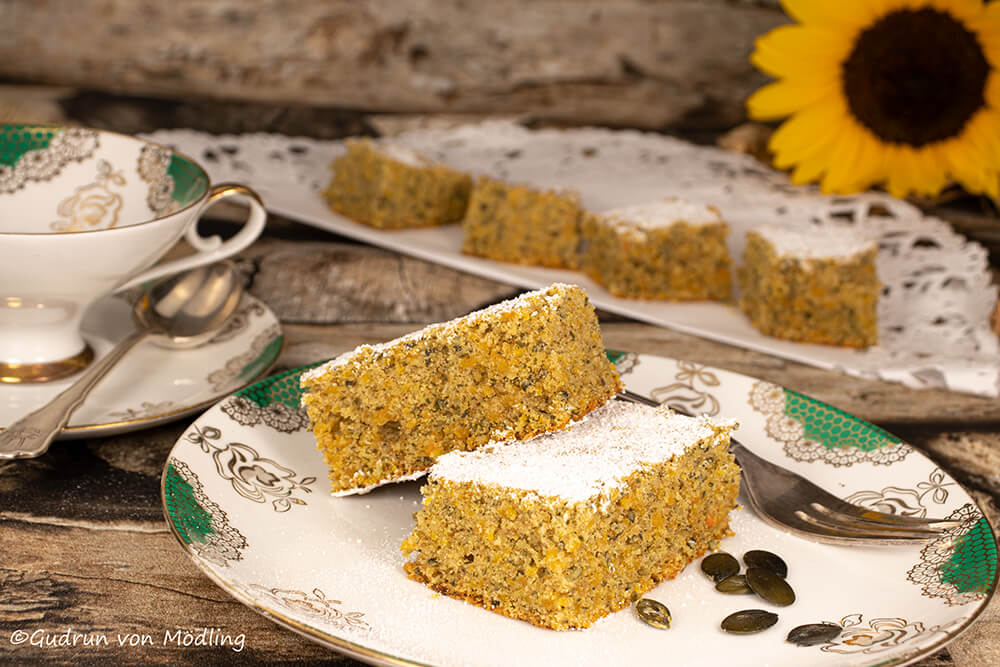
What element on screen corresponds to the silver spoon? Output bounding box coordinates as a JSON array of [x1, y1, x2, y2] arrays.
[[0, 261, 245, 460]]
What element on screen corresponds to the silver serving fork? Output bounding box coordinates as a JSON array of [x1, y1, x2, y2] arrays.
[[617, 390, 964, 545]]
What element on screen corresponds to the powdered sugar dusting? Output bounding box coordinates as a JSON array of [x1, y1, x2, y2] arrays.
[[753, 224, 876, 261], [301, 283, 579, 383], [374, 141, 432, 167], [600, 198, 722, 231], [331, 469, 427, 497], [430, 401, 736, 504]]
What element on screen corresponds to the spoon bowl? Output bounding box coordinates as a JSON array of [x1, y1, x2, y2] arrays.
[[0, 261, 245, 459], [137, 262, 245, 348]]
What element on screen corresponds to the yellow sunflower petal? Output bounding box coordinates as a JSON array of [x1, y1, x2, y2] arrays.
[[781, 0, 880, 29], [985, 71, 1000, 108], [790, 152, 834, 186], [978, 27, 1000, 70], [820, 124, 867, 193], [751, 25, 852, 79], [910, 146, 950, 197], [768, 99, 848, 166], [974, 3, 1000, 40], [747, 80, 840, 121], [843, 127, 890, 192], [928, 0, 988, 25], [982, 0, 1000, 27], [883, 146, 925, 199], [965, 109, 1000, 159], [952, 111, 1000, 198], [820, 123, 890, 195], [941, 139, 994, 196]]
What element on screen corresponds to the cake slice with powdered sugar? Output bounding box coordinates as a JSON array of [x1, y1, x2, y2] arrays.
[[401, 400, 741, 630]]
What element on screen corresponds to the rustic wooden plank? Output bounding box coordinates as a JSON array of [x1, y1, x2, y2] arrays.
[[240, 239, 522, 324], [0, 520, 356, 665], [0, 0, 784, 130]]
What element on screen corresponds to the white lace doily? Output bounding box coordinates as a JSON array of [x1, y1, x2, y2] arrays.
[[144, 122, 1000, 397]]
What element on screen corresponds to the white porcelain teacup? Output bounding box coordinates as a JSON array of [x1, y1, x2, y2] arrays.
[[0, 124, 266, 382]]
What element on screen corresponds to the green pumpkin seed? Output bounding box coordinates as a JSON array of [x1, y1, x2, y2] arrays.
[[746, 566, 796, 606], [721, 609, 779, 634], [715, 574, 753, 594], [701, 552, 740, 582], [744, 549, 788, 578], [786, 623, 842, 646], [635, 598, 671, 629]]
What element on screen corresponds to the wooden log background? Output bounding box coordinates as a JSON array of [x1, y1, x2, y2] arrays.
[[0, 0, 785, 130]]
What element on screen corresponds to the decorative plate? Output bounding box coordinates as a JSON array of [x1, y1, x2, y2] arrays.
[[0, 293, 283, 438], [162, 352, 997, 667]]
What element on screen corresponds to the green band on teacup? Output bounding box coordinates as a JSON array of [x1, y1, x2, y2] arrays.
[[0, 125, 59, 166], [168, 153, 209, 206]]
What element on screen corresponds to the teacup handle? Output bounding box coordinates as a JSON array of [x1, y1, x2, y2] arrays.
[[116, 183, 266, 292]]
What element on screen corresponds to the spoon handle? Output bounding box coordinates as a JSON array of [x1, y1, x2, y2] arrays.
[[0, 331, 149, 460]]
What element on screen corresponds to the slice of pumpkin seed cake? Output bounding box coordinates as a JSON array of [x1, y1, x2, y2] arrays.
[[300, 283, 621, 495], [401, 400, 741, 630]]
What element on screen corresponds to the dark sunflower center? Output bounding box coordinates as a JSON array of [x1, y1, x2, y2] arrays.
[[841, 8, 989, 147]]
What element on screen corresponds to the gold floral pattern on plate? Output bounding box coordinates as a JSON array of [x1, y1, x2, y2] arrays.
[[844, 467, 955, 518], [184, 424, 315, 512], [649, 360, 721, 416], [230, 583, 371, 632], [207, 324, 282, 393], [219, 395, 309, 433], [812, 613, 962, 656], [109, 400, 177, 421]]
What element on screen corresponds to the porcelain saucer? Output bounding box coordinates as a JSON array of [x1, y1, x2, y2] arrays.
[[0, 292, 282, 439]]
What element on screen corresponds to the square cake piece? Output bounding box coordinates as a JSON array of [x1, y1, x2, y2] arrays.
[[401, 401, 741, 630], [461, 176, 583, 269], [581, 198, 732, 300], [323, 138, 472, 229], [738, 224, 879, 347], [300, 283, 622, 495]]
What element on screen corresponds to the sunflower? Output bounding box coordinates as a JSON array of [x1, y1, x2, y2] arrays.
[[747, 0, 1000, 199]]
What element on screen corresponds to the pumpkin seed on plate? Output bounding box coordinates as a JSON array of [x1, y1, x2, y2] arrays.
[[787, 623, 842, 646], [746, 566, 796, 606], [635, 598, 671, 629], [701, 552, 740, 582], [743, 549, 788, 578], [715, 574, 753, 594], [721, 609, 779, 634]]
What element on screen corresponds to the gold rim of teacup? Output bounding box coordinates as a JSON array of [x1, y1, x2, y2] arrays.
[[0, 122, 213, 236], [0, 345, 95, 384]]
